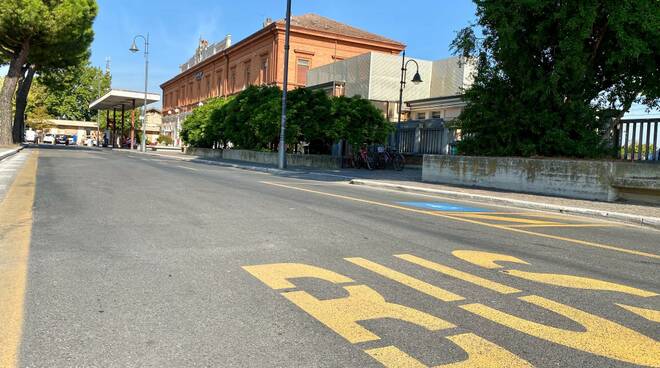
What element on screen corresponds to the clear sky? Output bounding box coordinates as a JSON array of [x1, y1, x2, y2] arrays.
[[91, 0, 478, 100]]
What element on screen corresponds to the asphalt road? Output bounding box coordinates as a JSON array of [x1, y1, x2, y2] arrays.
[[1, 146, 658, 368]]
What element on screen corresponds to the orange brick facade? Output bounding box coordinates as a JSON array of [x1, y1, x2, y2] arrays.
[[160, 16, 405, 114]]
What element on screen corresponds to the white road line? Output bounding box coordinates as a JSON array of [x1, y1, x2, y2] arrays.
[[176, 165, 199, 171]]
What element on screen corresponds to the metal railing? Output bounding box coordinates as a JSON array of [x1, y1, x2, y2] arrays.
[[393, 119, 453, 155], [396, 128, 416, 154], [614, 118, 659, 161]]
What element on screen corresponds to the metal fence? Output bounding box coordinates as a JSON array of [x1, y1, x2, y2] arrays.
[[396, 128, 416, 154], [392, 119, 453, 155], [615, 118, 659, 161]]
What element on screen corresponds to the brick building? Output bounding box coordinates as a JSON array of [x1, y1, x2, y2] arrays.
[[160, 14, 405, 131]]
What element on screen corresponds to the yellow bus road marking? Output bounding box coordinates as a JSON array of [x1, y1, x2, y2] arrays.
[[395, 254, 521, 295], [283, 285, 455, 344], [0, 152, 38, 368], [452, 250, 657, 297], [504, 270, 658, 297], [461, 295, 660, 367], [242, 263, 354, 290], [345, 257, 465, 302], [452, 251, 530, 270], [243, 262, 455, 344], [261, 181, 659, 260], [365, 333, 534, 368], [616, 304, 660, 322]]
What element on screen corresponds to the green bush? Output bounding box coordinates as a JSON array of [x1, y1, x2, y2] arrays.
[[157, 134, 173, 145], [181, 85, 391, 152], [180, 97, 230, 148]]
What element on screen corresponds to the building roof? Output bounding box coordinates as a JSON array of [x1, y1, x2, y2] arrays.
[[279, 14, 403, 46], [89, 89, 161, 110], [39, 119, 99, 128]]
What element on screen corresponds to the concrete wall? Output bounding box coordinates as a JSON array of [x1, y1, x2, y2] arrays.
[[423, 155, 660, 203], [185, 148, 341, 170]]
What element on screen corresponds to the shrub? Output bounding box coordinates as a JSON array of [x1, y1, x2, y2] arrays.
[[157, 134, 173, 145]]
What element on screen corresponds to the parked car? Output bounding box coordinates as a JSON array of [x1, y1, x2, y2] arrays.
[[24, 129, 37, 143], [67, 136, 75, 145], [43, 134, 55, 144], [55, 134, 68, 145]]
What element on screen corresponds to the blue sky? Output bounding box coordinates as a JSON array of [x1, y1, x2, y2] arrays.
[[91, 0, 477, 101]]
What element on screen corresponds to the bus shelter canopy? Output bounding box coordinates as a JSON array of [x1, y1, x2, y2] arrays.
[[89, 89, 160, 110]]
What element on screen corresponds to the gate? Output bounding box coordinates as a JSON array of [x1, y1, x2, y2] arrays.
[[393, 119, 452, 155], [614, 118, 659, 161]]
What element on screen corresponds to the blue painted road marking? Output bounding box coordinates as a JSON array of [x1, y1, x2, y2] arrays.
[[397, 202, 493, 212]]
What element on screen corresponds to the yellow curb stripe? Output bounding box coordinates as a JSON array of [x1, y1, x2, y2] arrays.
[[261, 181, 659, 260], [0, 151, 37, 368]]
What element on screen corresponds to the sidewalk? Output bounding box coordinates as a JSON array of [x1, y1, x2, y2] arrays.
[[138, 149, 660, 229], [0, 145, 23, 162]]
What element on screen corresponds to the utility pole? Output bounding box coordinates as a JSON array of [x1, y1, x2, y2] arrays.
[[97, 57, 111, 147], [278, 0, 292, 169]]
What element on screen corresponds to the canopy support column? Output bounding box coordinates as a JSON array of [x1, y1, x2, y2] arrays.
[[121, 104, 125, 148], [130, 99, 136, 150]]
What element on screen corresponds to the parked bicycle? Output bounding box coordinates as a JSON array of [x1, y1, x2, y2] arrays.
[[353, 145, 376, 170], [375, 146, 405, 171]]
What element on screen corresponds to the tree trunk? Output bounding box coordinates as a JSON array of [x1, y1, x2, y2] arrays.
[[0, 40, 30, 145], [13, 64, 35, 143]]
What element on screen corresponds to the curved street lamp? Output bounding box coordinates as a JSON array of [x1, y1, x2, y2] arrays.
[[129, 33, 149, 151], [397, 51, 423, 124]]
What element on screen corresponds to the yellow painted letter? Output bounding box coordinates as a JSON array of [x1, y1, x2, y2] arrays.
[[283, 284, 455, 343]]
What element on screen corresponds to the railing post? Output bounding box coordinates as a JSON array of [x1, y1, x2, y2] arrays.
[[413, 124, 422, 154], [654, 121, 659, 161]]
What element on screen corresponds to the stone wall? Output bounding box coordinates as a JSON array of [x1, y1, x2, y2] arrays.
[[184, 148, 341, 170], [423, 155, 660, 203]]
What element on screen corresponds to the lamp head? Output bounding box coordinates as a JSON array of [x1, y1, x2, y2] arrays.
[[129, 40, 139, 53], [411, 72, 423, 85]]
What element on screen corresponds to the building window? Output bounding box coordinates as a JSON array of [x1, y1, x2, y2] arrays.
[[244, 61, 252, 88], [416, 112, 426, 120], [296, 58, 310, 85], [260, 57, 268, 85], [431, 111, 442, 119]]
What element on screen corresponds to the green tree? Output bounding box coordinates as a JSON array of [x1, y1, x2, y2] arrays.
[[181, 97, 230, 148], [288, 88, 335, 154], [222, 85, 288, 150], [0, 0, 97, 144], [451, 0, 660, 158], [332, 96, 392, 148], [38, 62, 110, 121]]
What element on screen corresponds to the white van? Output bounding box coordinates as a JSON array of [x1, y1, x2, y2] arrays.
[[24, 129, 37, 143]]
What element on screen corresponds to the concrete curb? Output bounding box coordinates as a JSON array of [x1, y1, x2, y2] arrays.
[[0, 146, 24, 162], [349, 179, 660, 230]]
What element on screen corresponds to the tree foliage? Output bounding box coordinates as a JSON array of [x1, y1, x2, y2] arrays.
[[451, 0, 660, 158], [37, 62, 110, 121], [181, 97, 231, 148], [0, 0, 97, 144], [181, 85, 391, 152]]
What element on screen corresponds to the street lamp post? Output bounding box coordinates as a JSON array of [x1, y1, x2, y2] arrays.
[[175, 108, 180, 146], [278, 0, 292, 169], [130, 33, 150, 152], [397, 51, 423, 124]]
